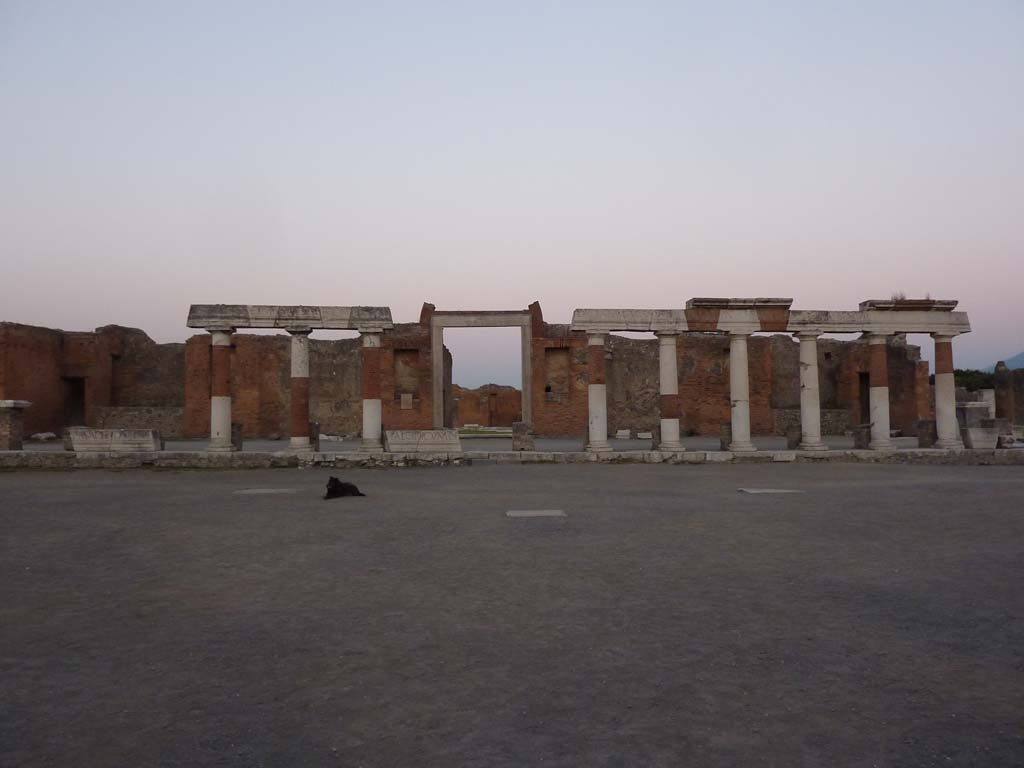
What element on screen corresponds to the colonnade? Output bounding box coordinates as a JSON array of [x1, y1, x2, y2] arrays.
[[582, 331, 963, 453], [204, 328, 384, 453], [201, 323, 963, 454]]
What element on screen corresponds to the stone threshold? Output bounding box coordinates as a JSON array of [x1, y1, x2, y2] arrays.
[[1, 448, 1023, 470]]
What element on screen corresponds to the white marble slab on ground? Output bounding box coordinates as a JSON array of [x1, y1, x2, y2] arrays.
[[506, 509, 567, 518]]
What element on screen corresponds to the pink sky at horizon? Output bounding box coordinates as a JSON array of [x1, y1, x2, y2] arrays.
[[2, 2, 1021, 384]]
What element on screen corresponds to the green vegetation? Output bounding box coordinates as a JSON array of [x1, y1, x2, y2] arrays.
[[953, 369, 995, 391]]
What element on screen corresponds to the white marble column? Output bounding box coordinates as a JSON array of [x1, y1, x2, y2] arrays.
[[289, 330, 312, 452], [932, 333, 962, 449], [728, 332, 756, 452], [868, 334, 893, 450], [208, 329, 235, 452], [361, 332, 383, 451], [796, 331, 827, 450], [656, 332, 683, 451], [586, 334, 611, 452]]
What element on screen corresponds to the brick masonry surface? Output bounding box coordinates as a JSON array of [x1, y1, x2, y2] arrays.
[[2, 309, 934, 439]]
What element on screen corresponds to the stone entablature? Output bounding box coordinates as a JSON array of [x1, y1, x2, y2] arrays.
[[186, 304, 394, 333], [571, 298, 971, 454], [0, 299, 975, 450], [186, 304, 397, 453], [571, 299, 970, 336]]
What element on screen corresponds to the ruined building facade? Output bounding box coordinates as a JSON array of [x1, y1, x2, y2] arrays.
[[1, 302, 939, 440]]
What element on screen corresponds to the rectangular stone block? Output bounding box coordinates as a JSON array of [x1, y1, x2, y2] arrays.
[[961, 427, 998, 449], [957, 403, 990, 429], [0, 401, 31, 450], [68, 427, 164, 452], [231, 423, 244, 452], [511, 421, 535, 451], [384, 429, 462, 453], [980, 418, 1012, 435], [719, 424, 732, 452], [852, 424, 871, 450], [916, 420, 937, 448]]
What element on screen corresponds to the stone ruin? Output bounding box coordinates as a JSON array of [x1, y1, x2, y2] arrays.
[[2, 296, 1009, 455]]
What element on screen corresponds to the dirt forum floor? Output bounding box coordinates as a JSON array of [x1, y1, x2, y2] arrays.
[[1, 464, 1022, 767]]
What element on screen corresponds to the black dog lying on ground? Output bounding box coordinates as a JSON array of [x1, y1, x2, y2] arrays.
[[324, 476, 365, 499]]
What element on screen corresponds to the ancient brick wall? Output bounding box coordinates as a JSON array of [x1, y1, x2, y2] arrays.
[[452, 384, 522, 427], [836, 337, 929, 436], [0, 323, 65, 435], [180, 320, 453, 439], [380, 318, 446, 431], [773, 408, 850, 436], [97, 326, 185, 408], [606, 336, 659, 435], [1, 313, 937, 441], [530, 307, 590, 437], [183, 336, 212, 437], [94, 406, 185, 438], [183, 333, 363, 439]]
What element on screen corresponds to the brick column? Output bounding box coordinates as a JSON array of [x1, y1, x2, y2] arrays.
[[586, 334, 611, 452], [868, 334, 893, 450], [796, 331, 827, 450], [361, 332, 383, 451], [656, 332, 683, 451], [0, 400, 31, 451], [289, 330, 313, 452], [728, 332, 756, 452], [932, 334, 962, 449], [208, 329, 235, 452]]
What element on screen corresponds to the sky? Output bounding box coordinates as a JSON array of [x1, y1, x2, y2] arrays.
[[2, 1, 1021, 386]]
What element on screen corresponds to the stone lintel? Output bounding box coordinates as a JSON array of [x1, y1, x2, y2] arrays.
[[570, 308, 685, 333], [789, 310, 971, 336], [430, 311, 531, 328], [186, 304, 394, 331], [0, 400, 32, 409]]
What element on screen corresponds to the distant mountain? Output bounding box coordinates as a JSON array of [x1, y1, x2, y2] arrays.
[[984, 350, 1024, 372]]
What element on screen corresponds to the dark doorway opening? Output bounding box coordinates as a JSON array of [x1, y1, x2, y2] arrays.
[[63, 377, 86, 428], [858, 372, 870, 425]]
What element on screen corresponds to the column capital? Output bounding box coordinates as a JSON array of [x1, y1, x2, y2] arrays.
[[728, 330, 750, 338], [287, 328, 313, 337], [794, 329, 822, 340], [654, 330, 679, 339], [587, 333, 606, 346], [209, 329, 233, 346], [867, 332, 890, 345], [930, 332, 958, 342], [361, 331, 382, 347]]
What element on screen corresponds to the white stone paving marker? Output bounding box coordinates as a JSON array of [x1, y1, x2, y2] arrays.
[[506, 509, 567, 518], [737, 488, 806, 495]]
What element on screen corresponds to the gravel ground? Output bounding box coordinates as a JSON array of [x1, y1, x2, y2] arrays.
[[1, 464, 1022, 767]]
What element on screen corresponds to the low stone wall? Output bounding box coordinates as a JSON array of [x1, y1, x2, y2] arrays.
[[94, 407, 184, 438], [773, 408, 850, 436], [2, 447, 1023, 470], [1, 408, 25, 450]]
